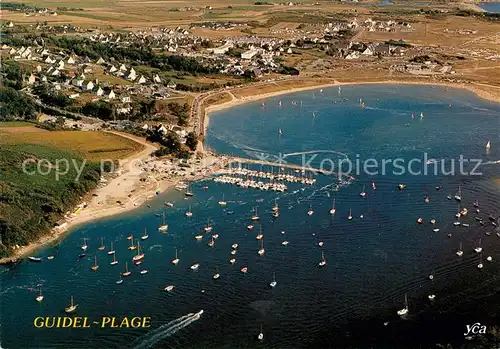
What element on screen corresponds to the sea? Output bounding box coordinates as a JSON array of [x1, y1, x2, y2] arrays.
[[1, 84, 499, 349], [478, 2, 500, 13]]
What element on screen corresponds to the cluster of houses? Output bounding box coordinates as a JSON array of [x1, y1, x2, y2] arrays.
[[190, 21, 247, 31], [391, 62, 454, 76]]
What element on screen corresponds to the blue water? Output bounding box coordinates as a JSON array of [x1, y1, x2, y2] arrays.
[[1, 84, 500, 348], [478, 2, 500, 12]]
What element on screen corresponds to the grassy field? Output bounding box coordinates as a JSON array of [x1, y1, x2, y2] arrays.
[[0, 129, 144, 162]]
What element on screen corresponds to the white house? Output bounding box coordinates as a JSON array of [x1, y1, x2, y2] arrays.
[[109, 65, 117, 73], [138, 75, 147, 84], [85, 81, 95, 91], [212, 41, 233, 55], [67, 56, 75, 64], [241, 48, 259, 60], [36, 65, 42, 72], [121, 96, 131, 103], [58, 60, 65, 69], [51, 69, 60, 76], [27, 74, 36, 85], [108, 90, 116, 99], [69, 93, 80, 99], [127, 68, 137, 81], [119, 64, 127, 71], [345, 51, 360, 60], [96, 87, 104, 96], [167, 80, 177, 89], [96, 57, 106, 64], [153, 74, 161, 83]]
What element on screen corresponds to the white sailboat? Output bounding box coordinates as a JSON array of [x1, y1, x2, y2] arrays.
[[158, 212, 168, 232], [185, 184, 194, 197], [486, 140, 491, 151], [97, 237, 105, 251], [397, 294, 409, 316], [329, 198, 336, 215], [477, 252, 484, 269], [348, 209, 353, 220], [456, 242, 463, 257], [185, 205, 193, 217], [454, 185, 462, 202], [110, 253, 118, 265], [251, 207, 260, 221], [191, 263, 200, 270], [81, 238, 88, 251], [141, 228, 149, 240], [107, 242, 115, 255], [474, 239, 482, 253], [91, 255, 99, 271], [256, 227, 263, 240], [213, 268, 220, 280], [65, 296, 78, 313], [116, 274, 123, 285], [36, 286, 44, 302], [258, 324, 264, 340], [172, 248, 179, 265], [204, 218, 213, 233], [258, 239, 265, 255], [164, 285, 175, 292], [307, 205, 314, 216], [360, 185, 366, 198], [208, 236, 215, 247], [319, 251, 326, 267], [269, 272, 277, 288], [122, 262, 131, 277], [218, 194, 227, 206], [132, 242, 145, 262]]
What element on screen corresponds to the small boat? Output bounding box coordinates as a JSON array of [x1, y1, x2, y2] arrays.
[[91, 255, 99, 271], [258, 239, 265, 256], [247, 225, 254, 230], [475, 216, 482, 221], [453, 221, 461, 226], [122, 262, 131, 277], [185, 205, 193, 217], [281, 240, 289, 246], [132, 242, 144, 262], [172, 249, 179, 265], [397, 294, 409, 316], [398, 184, 406, 190], [213, 268, 220, 280], [425, 197, 430, 203], [208, 237, 215, 247], [485, 231, 491, 236], [456, 242, 463, 257], [134, 260, 143, 266], [430, 219, 436, 225], [232, 243, 239, 249], [81, 238, 88, 251], [230, 258, 236, 264], [348, 209, 353, 221], [165, 202, 174, 208], [78, 253, 86, 259], [372, 182, 376, 190], [433, 228, 440, 232], [269, 272, 277, 288], [107, 242, 115, 255], [473, 200, 479, 208], [272, 210, 279, 218], [329, 198, 336, 215], [454, 185, 462, 202], [195, 235, 203, 240], [462, 223, 470, 227], [486, 140, 491, 151], [486, 256, 493, 262], [204, 218, 213, 233], [256, 227, 264, 240], [360, 185, 366, 198], [185, 184, 194, 197], [429, 274, 434, 280], [110, 253, 118, 265], [241, 266, 248, 273], [47, 256, 54, 260], [319, 251, 327, 267], [417, 218, 423, 224], [191, 263, 200, 270], [36, 286, 44, 302], [307, 205, 314, 216], [428, 294, 436, 301], [231, 250, 237, 255], [258, 324, 264, 341], [435, 185, 442, 191], [272, 199, 279, 212], [218, 194, 227, 206], [28, 256, 42, 262], [64, 296, 78, 313], [474, 239, 482, 253], [460, 207, 468, 216], [158, 212, 168, 232], [141, 228, 149, 240], [477, 253, 484, 269], [127, 235, 133, 240], [420, 112, 424, 120], [140, 269, 148, 275], [447, 195, 452, 200], [251, 207, 260, 221], [116, 275, 123, 285], [164, 285, 175, 292], [97, 237, 105, 251]]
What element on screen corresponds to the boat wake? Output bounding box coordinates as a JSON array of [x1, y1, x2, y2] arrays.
[[131, 311, 203, 349]]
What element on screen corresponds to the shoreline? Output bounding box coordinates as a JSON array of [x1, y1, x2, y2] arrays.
[[203, 79, 500, 134]]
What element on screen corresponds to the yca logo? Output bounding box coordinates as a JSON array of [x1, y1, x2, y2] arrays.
[[464, 322, 487, 336]]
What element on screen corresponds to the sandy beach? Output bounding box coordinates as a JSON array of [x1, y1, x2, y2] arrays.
[[0, 131, 224, 264], [203, 79, 500, 134]]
